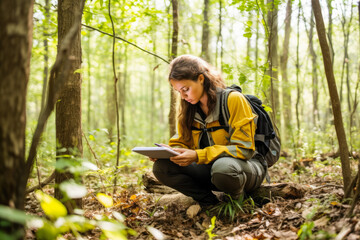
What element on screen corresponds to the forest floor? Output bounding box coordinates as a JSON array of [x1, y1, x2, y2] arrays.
[[25, 153, 360, 240]]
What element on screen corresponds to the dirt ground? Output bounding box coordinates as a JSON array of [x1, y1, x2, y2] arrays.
[[25, 155, 360, 239]]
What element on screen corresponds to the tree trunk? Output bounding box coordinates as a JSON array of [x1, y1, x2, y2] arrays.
[[312, 0, 352, 196], [121, 45, 128, 137], [295, 3, 301, 131], [169, 0, 179, 138], [55, 0, 83, 211], [266, 0, 279, 126], [309, 11, 319, 127], [150, 35, 157, 142], [201, 0, 210, 62], [216, 0, 223, 70], [41, 0, 50, 111], [280, 0, 292, 142], [325, 0, 334, 126], [86, 31, 92, 131], [0, 0, 34, 237], [107, 75, 116, 142], [255, 13, 260, 89]]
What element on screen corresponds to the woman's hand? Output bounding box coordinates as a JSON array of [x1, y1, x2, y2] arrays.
[[170, 148, 198, 167]]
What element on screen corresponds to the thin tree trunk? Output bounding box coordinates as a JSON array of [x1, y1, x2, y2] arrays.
[[246, 11, 252, 61], [41, 0, 50, 110], [201, 0, 210, 62], [309, 11, 319, 127], [150, 35, 157, 142], [216, 0, 223, 70], [121, 45, 128, 137], [107, 75, 116, 142], [87, 31, 92, 130], [325, 0, 334, 125], [312, 0, 352, 196], [169, 0, 179, 138], [55, 0, 83, 211], [295, 3, 301, 131], [0, 0, 34, 237], [280, 0, 292, 141], [255, 13, 260, 89], [266, 0, 279, 126]]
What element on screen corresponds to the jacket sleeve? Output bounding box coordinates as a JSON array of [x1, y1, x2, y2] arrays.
[[195, 92, 257, 164], [168, 122, 192, 149]]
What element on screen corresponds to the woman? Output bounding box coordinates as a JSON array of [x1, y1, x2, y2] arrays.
[[152, 55, 266, 206]]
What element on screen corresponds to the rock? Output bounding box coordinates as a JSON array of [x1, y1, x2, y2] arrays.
[[186, 204, 201, 218], [142, 171, 176, 194], [157, 193, 195, 210]]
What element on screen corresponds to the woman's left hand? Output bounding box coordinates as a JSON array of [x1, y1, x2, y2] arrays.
[[170, 148, 198, 166]]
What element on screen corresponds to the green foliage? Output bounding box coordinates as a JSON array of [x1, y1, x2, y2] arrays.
[[210, 194, 255, 221], [298, 221, 315, 240], [35, 191, 68, 220]]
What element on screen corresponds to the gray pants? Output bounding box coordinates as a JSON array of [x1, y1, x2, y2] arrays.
[[153, 156, 266, 205]]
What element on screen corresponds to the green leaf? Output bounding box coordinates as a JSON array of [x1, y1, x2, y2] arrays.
[[0, 205, 34, 225], [238, 73, 247, 85], [262, 104, 273, 113], [35, 191, 67, 220], [96, 193, 113, 208], [36, 221, 59, 240], [74, 68, 83, 74], [243, 32, 252, 38]]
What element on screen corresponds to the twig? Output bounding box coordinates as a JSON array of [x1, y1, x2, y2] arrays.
[[24, 0, 86, 181], [26, 171, 55, 194], [81, 24, 170, 64], [82, 131, 107, 193]]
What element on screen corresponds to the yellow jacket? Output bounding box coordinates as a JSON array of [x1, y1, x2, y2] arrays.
[[169, 89, 257, 164]]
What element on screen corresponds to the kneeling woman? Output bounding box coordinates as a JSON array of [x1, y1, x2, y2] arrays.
[[152, 55, 266, 206]]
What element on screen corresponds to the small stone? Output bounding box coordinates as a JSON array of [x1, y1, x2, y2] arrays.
[[186, 204, 201, 218]]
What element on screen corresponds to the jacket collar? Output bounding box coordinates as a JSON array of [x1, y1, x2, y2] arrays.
[[194, 87, 223, 126]]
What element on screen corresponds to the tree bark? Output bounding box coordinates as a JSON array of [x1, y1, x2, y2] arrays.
[[201, 0, 210, 62], [309, 11, 319, 127], [280, 0, 292, 142], [0, 0, 34, 237], [312, 0, 352, 195], [55, 0, 83, 210], [295, 3, 301, 131], [86, 31, 92, 130], [41, 0, 50, 111], [107, 75, 116, 142], [169, 0, 179, 138], [216, 0, 223, 70], [266, 0, 279, 126]]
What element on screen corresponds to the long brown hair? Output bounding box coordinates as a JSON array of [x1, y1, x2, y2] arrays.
[[169, 55, 225, 142]]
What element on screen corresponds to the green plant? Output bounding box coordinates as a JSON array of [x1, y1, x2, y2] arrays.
[[0, 190, 135, 240], [205, 216, 217, 240], [298, 221, 315, 240], [210, 194, 255, 221]]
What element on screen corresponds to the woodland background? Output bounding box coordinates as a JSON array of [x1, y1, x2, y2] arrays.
[[1, 0, 360, 239]]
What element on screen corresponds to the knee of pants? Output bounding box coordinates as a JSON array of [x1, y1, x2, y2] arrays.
[[152, 159, 172, 184], [211, 157, 246, 194]]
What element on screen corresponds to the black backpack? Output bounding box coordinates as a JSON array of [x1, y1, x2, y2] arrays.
[[219, 84, 281, 168]]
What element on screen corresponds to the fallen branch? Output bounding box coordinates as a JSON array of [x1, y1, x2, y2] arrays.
[[26, 171, 55, 194]]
